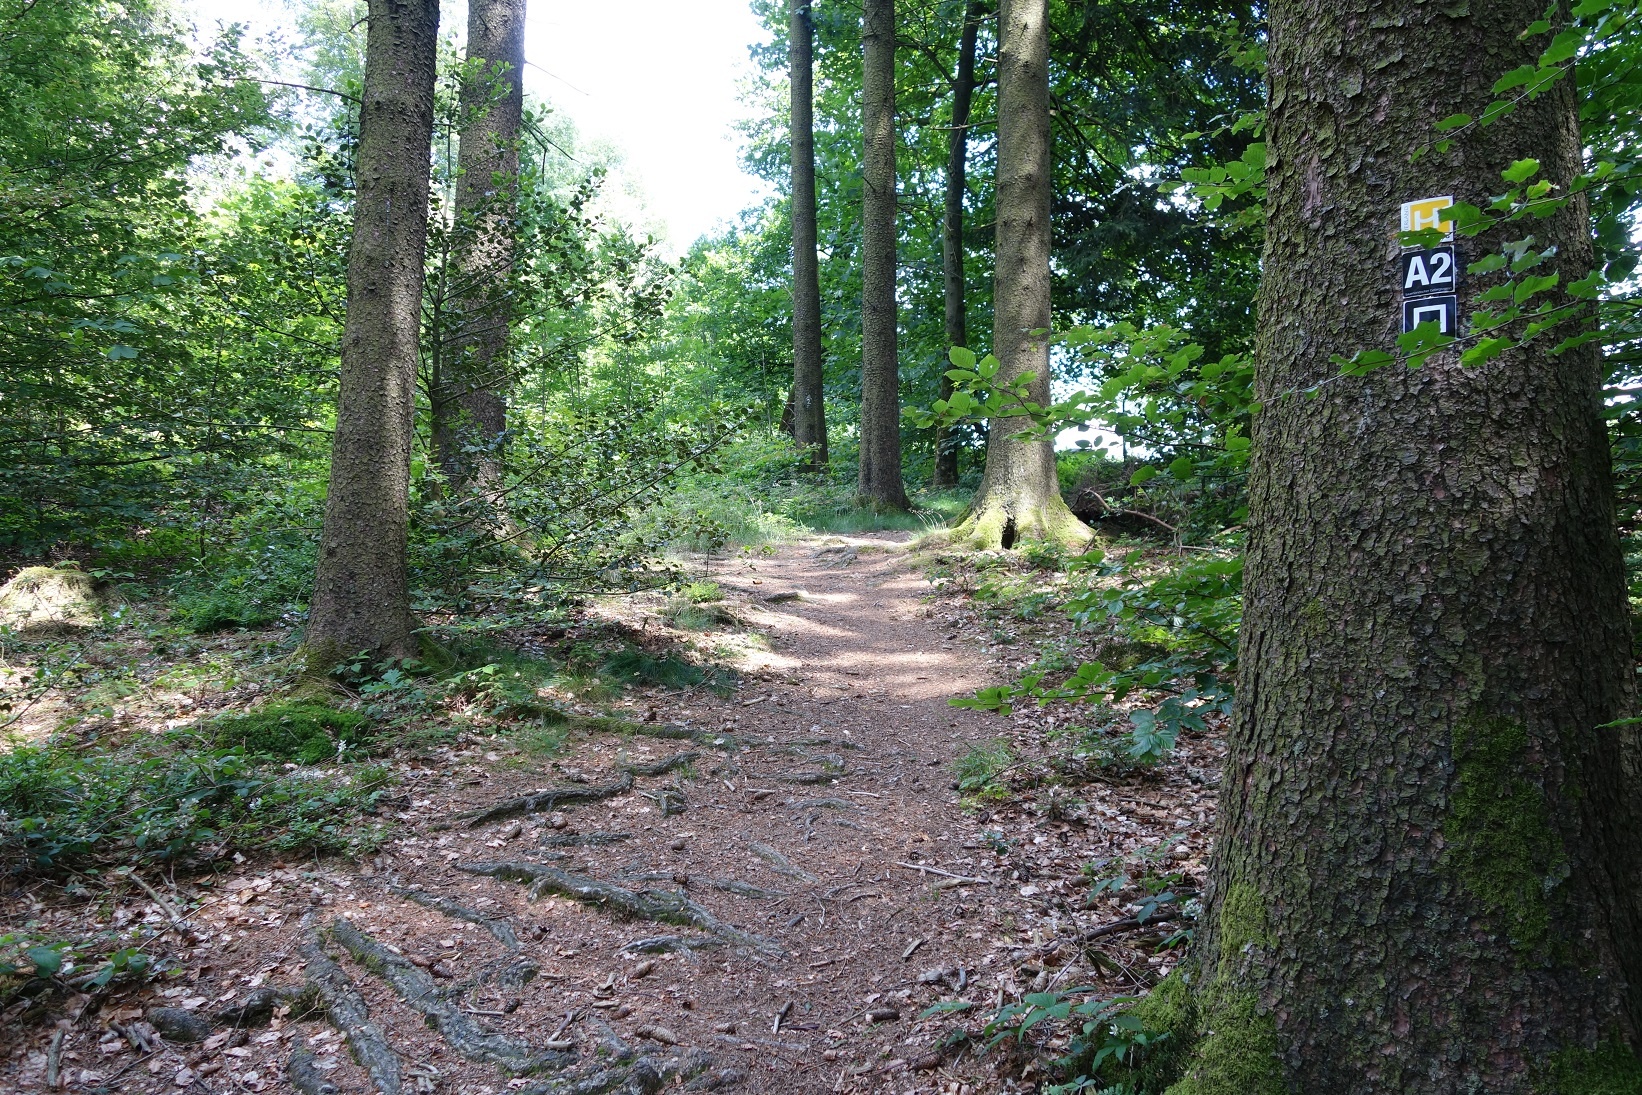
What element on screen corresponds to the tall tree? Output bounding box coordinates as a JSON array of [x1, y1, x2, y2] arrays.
[[431, 0, 527, 493], [306, 0, 441, 667], [857, 0, 908, 510], [789, 0, 829, 471], [1157, 0, 1642, 1090], [932, 0, 984, 490], [947, 0, 1087, 548]]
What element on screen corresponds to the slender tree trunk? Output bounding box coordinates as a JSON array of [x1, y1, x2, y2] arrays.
[[306, 0, 440, 669], [1153, 0, 1642, 1090], [789, 0, 828, 471], [932, 0, 983, 490], [857, 0, 908, 511], [946, 0, 1087, 548], [432, 0, 525, 493]]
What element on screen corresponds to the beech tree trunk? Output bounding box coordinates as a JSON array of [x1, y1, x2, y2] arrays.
[[947, 0, 1087, 548], [789, 0, 829, 471], [431, 0, 525, 494], [1157, 0, 1642, 1090], [857, 0, 908, 510], [932, 0, 982, 491], [306, 0, 440, 668]]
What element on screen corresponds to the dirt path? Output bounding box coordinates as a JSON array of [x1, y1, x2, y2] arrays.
[[8, 536, 1051, 1095]]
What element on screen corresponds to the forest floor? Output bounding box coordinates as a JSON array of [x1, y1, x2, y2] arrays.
[[2, 534, 1222, 1095]]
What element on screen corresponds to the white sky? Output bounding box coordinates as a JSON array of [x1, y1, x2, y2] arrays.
[[183, 0, 774, 254]]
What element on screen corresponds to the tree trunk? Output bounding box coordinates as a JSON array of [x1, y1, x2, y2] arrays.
[[931, 0, 983, 491], [1157, 0, 1642, 1090], [789, 0, 829, 472], [857, 0, 908, 511], [306, 0, 440, 668], [946, 0, 1087, 549], [431, 0, 525, 494]]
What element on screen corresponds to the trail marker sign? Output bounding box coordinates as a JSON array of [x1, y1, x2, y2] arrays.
[[1402, 295, 1457, 336], [1401, 195, 1454, 240], [1402, 246, 1457, 298], [1399, 196, 1460, 336]]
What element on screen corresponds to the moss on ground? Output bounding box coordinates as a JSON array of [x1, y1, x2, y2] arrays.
[[212, 701, 371, 764]]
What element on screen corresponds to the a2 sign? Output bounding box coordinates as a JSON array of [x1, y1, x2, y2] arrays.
[[1400, 196, 1457, 336]]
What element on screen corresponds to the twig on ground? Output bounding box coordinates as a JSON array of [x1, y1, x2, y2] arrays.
[[892, 862, 993, 885]]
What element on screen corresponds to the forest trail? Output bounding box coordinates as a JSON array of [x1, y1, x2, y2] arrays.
[[12, 536, 1046, 1095]]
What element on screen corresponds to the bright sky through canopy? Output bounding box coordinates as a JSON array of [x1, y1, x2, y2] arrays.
[[182, 0, 772, 254]]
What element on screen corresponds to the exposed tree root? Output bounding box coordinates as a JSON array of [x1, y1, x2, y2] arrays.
[[213, 985, 298, 1028], [638, 786, 687, 815], [621, 751, 700, 776], [458, 771, 635, 828], [391, 885, 520, 951], [541, 831, 633, 848], [620, 935, 724, 954], [329, 918, 570, 1075], [286, 1039, 341, 1095], [708, 879, 788, 900], [554, 715, 741, 753], [514, 1047, 715, 1095], [749, 843, 819, 884], [297, 927, 402, 1094], [767, 770, 836, 785], [457, 862, 782, 955]]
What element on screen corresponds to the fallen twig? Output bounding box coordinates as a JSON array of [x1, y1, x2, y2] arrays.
[[893, 862, 993, 885]]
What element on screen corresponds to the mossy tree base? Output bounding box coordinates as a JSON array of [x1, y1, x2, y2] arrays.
[[942, 493, 1093, 552]]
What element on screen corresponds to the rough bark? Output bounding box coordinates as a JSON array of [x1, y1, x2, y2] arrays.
[[1165, 0, 1642, 1091], [789, 0, 829, 472], [946, 0, 1088, 549], [306, 0, 440, 667], [932, 1, 983, 491], [431, 0, 526, 494], [857, 0, 909, 511]]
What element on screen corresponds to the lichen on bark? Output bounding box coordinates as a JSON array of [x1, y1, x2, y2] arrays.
[[1444, 715, 1569, 952]]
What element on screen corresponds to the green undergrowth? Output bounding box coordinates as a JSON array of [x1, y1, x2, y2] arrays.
[[934, 543, 1240, 773], [0, 727, 392, 875], [953, 739, 1016, 803]]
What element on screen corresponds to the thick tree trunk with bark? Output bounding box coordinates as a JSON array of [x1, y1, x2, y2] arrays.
[[946, 0, 1087, 548], [1157, 0, 1642, 1091], [431, 0, 525, 494], [307, 0, 440, 668], [932, 0, 982, 491], [857, 0, 908, 511], [789, 0, 828, 471]]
